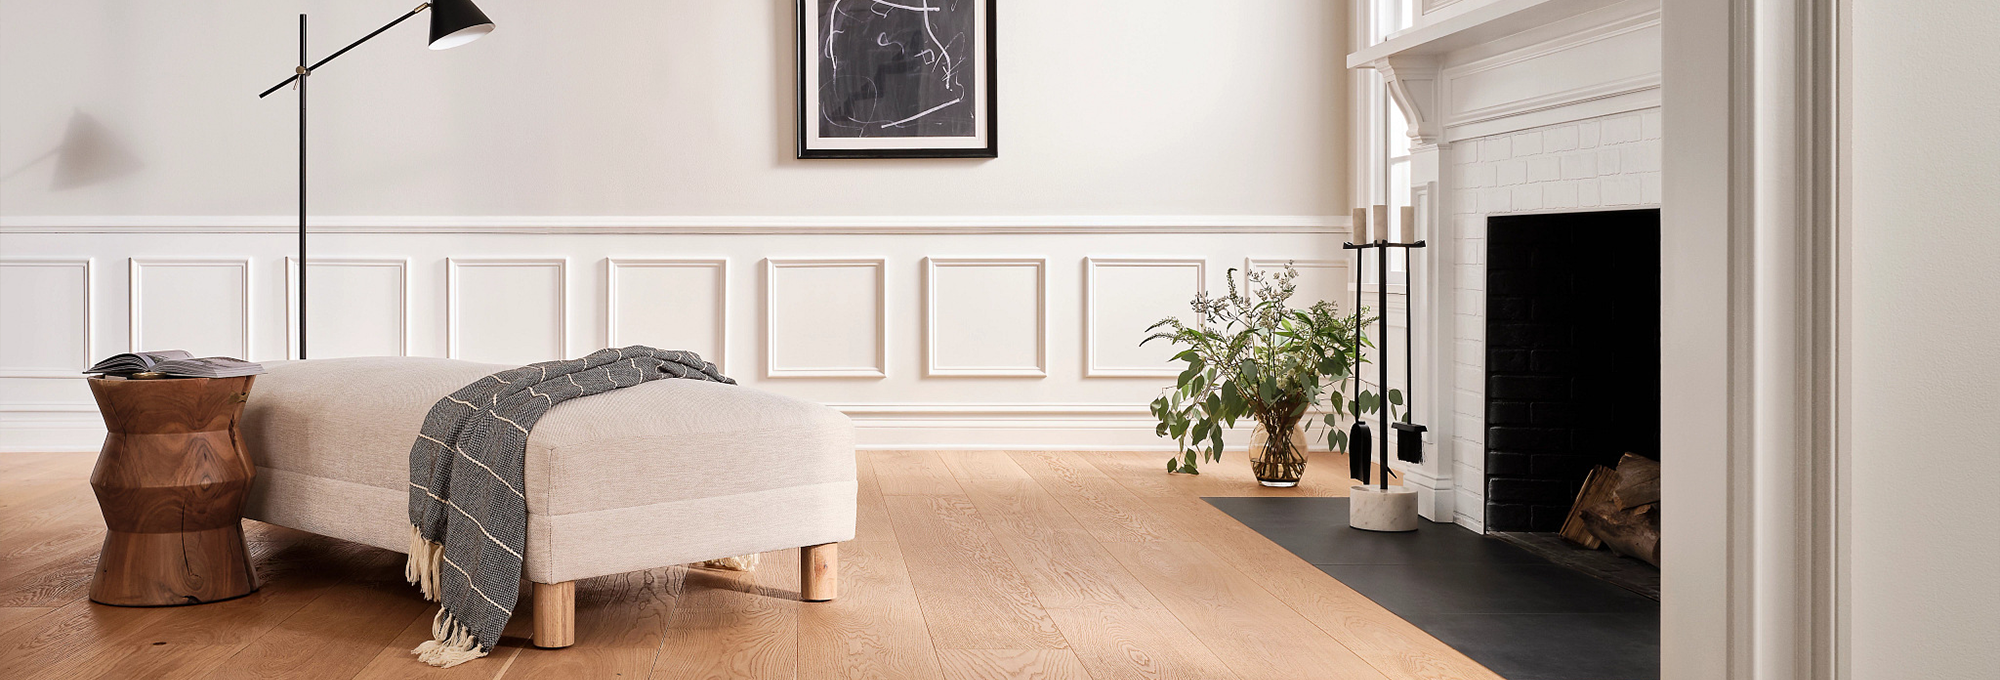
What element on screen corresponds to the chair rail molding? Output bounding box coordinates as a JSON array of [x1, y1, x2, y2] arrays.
[[0, 214, 1352, 235]]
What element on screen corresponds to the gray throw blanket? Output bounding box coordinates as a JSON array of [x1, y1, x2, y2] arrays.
[[404, 346, 733, 667]]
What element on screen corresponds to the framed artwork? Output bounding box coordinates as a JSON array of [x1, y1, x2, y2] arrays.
[[796, 0, 997, 159]]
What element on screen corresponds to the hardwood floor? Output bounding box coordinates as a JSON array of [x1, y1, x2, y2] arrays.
[[0, 449, 1501, 680]]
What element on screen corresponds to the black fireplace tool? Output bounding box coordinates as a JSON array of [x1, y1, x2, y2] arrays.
[[1394, 246, 1428, 465], [1347, 240, 1372, 485]]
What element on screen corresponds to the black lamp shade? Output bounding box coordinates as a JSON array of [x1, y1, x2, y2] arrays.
[[428, 0, 494, 50]]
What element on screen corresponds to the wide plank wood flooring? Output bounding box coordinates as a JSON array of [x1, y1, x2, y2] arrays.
[[0, 450, 1501, 680]]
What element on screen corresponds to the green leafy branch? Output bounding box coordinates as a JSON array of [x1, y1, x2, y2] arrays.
[[1142, 264, 1403, 474]]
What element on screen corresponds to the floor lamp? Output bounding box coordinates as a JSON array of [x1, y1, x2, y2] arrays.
[[258, 0, 494, 359]]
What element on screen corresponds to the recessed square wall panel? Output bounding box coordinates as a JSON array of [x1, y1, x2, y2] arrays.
[[1085, 258, 1206, 377], [607, 259, 728, 372], [0, 260, 91, 377], [766, 258, 886, 378], [926, 258, 1046, 377], [448, 258, 567, 365], [129, 259, 249, 359], [1246, 258, 1351, 313], [288, 258, 408, 359]]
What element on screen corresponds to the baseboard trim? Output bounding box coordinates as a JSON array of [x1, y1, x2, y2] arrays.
[[0, 411, 103, 452]]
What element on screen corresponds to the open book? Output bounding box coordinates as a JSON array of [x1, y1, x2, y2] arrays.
[[85, 350, 266, 378]]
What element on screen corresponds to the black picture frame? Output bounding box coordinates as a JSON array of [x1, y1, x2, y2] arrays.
[[796, 0, 997, 159]]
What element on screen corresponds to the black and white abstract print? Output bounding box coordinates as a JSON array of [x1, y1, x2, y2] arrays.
[[817, 0, 975, 138]]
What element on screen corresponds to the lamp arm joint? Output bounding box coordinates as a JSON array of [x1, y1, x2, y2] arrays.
[[257, 6, 429, 98]]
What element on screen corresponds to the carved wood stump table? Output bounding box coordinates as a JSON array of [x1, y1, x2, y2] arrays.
[[86, 375, 259, 606]]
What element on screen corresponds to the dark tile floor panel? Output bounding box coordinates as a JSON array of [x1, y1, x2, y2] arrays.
[[1204, 497, 1660, 680]]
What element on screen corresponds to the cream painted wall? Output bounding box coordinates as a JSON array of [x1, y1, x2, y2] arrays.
[[0, 0, 1347, 217], [1850, 0, 2000, 676], [0, 0, 1353, 451]]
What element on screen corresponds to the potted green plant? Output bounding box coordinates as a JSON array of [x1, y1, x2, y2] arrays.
[[1143, 264, 1400, 486]]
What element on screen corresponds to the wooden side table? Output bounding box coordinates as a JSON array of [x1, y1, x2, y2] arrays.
[[86, 375, 260, 606]]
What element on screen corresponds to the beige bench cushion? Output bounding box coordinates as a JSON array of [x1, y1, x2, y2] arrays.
[[239, 356, 857, 582]]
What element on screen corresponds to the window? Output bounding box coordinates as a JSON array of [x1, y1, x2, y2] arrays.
[[1361, 0, 1416, 279], [1374, 0, 1415, 46]]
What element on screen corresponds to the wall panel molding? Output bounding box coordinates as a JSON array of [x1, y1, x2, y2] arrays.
[[2, 230, 1341, 449], [924, 257, 1047, 377], [0, 259, 92, 378], [285, 257, 411, 360], [606, 258, 729, 372], [764, 258, 887, 378], [446, 258, 568, 364], [1084, 257, 1207, 378], [1245, 257, 1353, 301], [128, 257, 251, 358], [1, 214, 1351, 236]]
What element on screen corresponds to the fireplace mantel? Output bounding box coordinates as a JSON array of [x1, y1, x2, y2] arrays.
[[1348, 0, 1631, 67], [1354, 0, 1661, 147]]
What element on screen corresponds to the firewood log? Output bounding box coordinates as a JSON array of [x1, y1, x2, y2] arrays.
[[1561, 466, 1619, 548], [1611, 453, 1660, 509], [1582, 500, 1660, 566]]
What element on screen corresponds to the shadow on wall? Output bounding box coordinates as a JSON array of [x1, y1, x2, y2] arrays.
[[0, 109, 144, 191]]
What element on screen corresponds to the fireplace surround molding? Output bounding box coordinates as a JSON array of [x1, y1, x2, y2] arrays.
[[1349, 0, 1662, 530]]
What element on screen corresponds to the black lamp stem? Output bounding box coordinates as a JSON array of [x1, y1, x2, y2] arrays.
[[298, 13, 308, 360], [258, 2, 473, 361]]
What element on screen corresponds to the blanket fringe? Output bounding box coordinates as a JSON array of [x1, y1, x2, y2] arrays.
[[405, 524, 446, 602], [698, 554, 760, 571], [412, 608, 488, 668]]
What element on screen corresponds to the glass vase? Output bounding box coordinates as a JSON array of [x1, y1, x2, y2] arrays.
[[1249, 416, 1309, 487]]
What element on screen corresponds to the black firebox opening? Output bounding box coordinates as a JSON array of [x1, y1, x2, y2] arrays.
[[1484, 209, 1660, 532]]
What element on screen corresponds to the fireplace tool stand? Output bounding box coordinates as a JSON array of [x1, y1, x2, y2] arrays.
[[1344, 206, 1428, 532]]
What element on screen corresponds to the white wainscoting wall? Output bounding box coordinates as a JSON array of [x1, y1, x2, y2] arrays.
[[0, 218, 1351, 451]]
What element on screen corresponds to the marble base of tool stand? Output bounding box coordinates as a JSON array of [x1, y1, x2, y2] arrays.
[[1349, 485, 1420, 532]]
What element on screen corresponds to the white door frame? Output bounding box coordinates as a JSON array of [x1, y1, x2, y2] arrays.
[[1661, 0, 1847, 678]]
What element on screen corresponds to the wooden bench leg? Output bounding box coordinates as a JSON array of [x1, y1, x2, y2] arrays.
[[532, 581, 575, 648], [801, 543, 837, 602]]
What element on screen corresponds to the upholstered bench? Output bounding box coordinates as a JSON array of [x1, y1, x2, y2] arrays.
[[236, 357, 855, 647]]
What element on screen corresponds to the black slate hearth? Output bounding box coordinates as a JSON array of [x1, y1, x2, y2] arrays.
[[1206, 497, 1660, 680]]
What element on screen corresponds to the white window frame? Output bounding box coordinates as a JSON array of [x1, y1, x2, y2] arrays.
[[1358, 0, 1415, 288]]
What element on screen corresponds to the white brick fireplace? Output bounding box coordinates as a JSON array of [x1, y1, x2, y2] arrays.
[[1351, 0, 1662, 531]]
